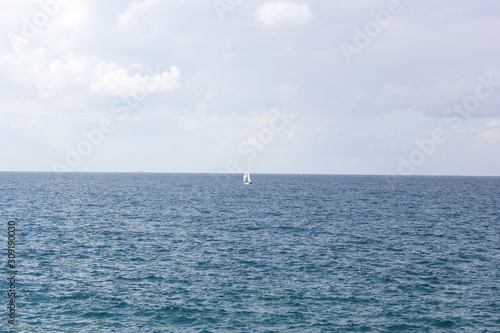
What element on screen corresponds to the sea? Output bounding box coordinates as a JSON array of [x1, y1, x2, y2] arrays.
[[1, 172, 499, 332]]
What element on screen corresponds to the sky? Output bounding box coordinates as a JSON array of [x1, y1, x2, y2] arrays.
[[0, 0, 499, 175]]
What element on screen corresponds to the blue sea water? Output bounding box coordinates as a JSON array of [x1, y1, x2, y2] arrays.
[[1, 172, 499, 332]]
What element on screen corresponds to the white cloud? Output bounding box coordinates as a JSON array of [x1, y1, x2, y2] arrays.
[[51, 0, 89, 31], [469, 119, 500, 151], [2, 49, 88, 98], [2, 49, 180, 98], [118, 0, 154, 27], [255, 0, 313, 27], [91, 63, 180, 96], [486, 119, 500, 127], [470, 127, 500, 151]]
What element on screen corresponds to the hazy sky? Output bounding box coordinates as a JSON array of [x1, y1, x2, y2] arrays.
[[1, 0, 499, 175]]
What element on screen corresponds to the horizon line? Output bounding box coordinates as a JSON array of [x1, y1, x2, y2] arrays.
[[0, 170, 499, 177]]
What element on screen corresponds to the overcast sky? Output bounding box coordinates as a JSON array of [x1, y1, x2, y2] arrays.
[[1, 0, 499, 175]]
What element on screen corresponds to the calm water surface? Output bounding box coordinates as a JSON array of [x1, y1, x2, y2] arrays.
[[1, 172, 499, 332]]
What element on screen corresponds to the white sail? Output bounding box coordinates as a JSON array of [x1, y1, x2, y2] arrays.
[[243, 168, 252, 184]]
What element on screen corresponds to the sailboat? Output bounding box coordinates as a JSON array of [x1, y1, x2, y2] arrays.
[[243, 168, 253, 185]]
